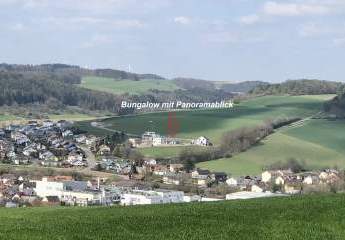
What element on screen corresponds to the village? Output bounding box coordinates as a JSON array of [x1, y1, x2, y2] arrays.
[[0, 120, 344, 208]]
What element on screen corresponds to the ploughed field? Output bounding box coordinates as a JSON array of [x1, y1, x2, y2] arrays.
[[1, 194, 345, 240]]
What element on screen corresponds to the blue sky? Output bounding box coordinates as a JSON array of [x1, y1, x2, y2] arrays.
[[0, 0, 345, 82]]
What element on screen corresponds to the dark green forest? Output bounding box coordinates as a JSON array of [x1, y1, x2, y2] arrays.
[[250, 79, 343, 95]]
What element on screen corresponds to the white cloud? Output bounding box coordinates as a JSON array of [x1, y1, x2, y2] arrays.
[[0, 0, 172, 14], [298, 22, 326, 37], [298, 22, 345, 38], [333, 37, 345, 46], [238, 14, 260, 25], [45, 17, 144, 29], [263, 1, 330, 16], [81, 34, 112, 48], [9, 23, 25, 31], [174, 16, 192, 25], [204, 31, 239, 44], [203, 31, 266, 45]]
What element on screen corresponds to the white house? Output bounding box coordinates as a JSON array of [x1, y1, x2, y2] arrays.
[[42, 120, 54, 128], [275, 176, 285, 185], [226, 177, 238, 186], [34, 178, 64, 197], [33, 178, 90, 198], [128, 138, 142, 148], [303, 175, 319, 185], [193, 136, 211, 146], [62, 130, 73, 138], [251, 184, 264, 193], [60, 191, 102, 206], [261, 170, 292, 183]]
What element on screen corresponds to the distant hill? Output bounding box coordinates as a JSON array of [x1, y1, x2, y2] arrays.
[[250, 79, 343, 96], [217, 81, 268, 93], [173, 77, 266, 93], [0, 63, 165, 81], [0, 63, 267, 94], [173, 78, 216, 91], [0, 64, 234, 115], [0, 71, 133, 115]]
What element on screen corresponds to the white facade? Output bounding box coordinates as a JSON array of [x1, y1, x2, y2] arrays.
[[303, 176, 314, 185], [226, 191, 284, 200], [261, 171, 272, 183], [34, 178, 64, 198], [152, 136, 166, 146], [226, 178, 238, 186], [120, 190, 184, 206], [183, 195, 202, 202], [251, 185, 264, 193], [193, 136, 210, 146], [275, 176, 285, 185]]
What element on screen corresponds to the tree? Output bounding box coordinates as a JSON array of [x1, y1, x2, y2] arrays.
[[183, 159, 195, 173]]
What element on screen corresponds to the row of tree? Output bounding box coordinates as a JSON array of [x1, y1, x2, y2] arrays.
[[250, 79, 343, 96]]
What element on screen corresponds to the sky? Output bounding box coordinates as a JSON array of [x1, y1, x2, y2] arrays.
[[0, 0, 345, 82]]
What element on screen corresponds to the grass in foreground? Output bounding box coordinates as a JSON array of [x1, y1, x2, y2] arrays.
[[1, 194, 345, 240]]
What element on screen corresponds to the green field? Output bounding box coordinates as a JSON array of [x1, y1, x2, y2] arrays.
[[0, 114, 17, 122], [77, 95, 333, 143], [48, 113, 103, 121], [197, 119, 345, 176], [138, 146, 211, 158], [1, 194, 345, 239], [80, 76, 181, 95]]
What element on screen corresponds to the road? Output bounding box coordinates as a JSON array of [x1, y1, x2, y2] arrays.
[[78, 145, 97, 171]]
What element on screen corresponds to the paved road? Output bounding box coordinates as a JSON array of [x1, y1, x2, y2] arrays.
[[78, 145, 97, 171]]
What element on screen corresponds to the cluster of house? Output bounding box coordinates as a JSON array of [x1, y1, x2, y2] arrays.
[[128, 132, 212, 148], [0, 174, 121, 207], [0, 174, 205, 207], [143, 159, 343, 195], [0, 167, 342, 208], [99, 156, 132, 174], [0, 120, 98, 167], [259, 169, 342, 193]]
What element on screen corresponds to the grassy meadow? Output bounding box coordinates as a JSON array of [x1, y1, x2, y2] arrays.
[[1, 194, 345, 239], [137, 146, 212, 158], [197, 119, 345, 176], [80, 76, 181, 95], [48, 113, 104, 122], [77, 95, 333, 143]]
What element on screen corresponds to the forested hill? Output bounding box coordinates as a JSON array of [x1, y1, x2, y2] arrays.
[[0, 63, 266, 93], [250, 79, 343, 96], [0, 71, 133, 114], [0, 63, 164, 81], [0, 70, 233, 115]]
